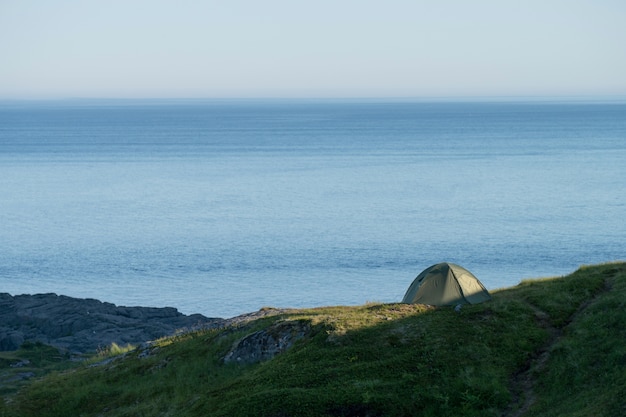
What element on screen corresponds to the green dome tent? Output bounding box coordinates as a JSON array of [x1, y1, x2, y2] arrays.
[[402, 262, 491, 306]]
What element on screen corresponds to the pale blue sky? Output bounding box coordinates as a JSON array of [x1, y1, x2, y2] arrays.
[[1, 0, 625, 99]]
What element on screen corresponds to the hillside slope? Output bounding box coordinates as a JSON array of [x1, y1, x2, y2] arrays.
[[1, 262, 625, 417]]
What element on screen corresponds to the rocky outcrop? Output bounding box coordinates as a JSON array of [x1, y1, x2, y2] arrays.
[[223, 319, 311, 364], [0, 293, 224, 353]]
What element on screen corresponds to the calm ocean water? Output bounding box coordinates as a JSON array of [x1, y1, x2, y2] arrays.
[[1, 99, 625, 318]]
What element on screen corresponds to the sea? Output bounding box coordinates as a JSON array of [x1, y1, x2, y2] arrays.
[[1, 99, 624, 318]]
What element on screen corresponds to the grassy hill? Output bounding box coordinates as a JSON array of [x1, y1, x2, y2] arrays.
[[1, 262, 625, 417]]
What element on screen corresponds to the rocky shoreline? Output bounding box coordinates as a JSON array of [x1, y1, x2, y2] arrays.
[[0, 293, 283, 353]]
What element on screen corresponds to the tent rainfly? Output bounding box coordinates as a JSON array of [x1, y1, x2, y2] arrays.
[[402, 262, 491, 306]]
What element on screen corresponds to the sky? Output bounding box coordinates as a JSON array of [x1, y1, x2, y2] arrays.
[[1, 0, 625, 99]]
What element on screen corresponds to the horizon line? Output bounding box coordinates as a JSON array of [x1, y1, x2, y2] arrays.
[[2, 94, 626, 104]]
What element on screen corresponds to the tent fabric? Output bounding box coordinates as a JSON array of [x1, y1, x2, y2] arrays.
[[402, 262, 491, 306]]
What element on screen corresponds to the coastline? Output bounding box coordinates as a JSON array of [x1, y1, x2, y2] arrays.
[[0, 293, 221, 353], [0, 292, 295, 353]]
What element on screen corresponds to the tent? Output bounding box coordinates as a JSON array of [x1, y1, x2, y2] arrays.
[[402, 262, 491, 306]]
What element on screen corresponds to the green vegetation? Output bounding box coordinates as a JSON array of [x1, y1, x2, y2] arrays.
[[0, 342, 72, 399], [96, 342, 137, 359], [1, 262, 625, 416]]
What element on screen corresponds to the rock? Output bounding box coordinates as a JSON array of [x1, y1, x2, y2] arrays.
[[0, 330, 24, 351], [6, 372, 36, 383], [9, 359, 30, 368], [223, 320, 310, 364], [0, 293, 225, 353], [221, 307, 292, 327]]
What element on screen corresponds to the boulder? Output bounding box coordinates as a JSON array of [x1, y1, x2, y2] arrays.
[[223, 320, 311, 364]]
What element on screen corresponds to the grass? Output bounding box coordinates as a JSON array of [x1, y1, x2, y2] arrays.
[[0, 342, 72, 401], [1, 262, 625, 416], [92, 342, 137, 361], [525, 264, 626, 417]]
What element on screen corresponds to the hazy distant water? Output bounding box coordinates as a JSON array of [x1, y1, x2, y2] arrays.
[[1, 100, 625, 317]]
